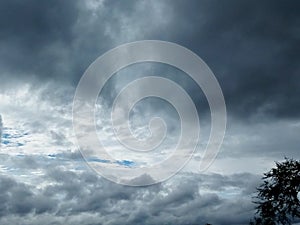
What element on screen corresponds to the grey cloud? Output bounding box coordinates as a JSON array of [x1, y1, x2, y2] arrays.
[[50, 130, 68, 146], [199, 172, 261, 194], [219, 119, 300, 160], [0, 1, 299, 224], [92, 0, 300, 121], [0, 157, 258, 225], [1, 0, 299, 120], [0, 175, 57, 217], [0, 0, 79, 82], [128, 173, 156, 186], [0, 0, 172, 86], [168, 0, 300, 120]]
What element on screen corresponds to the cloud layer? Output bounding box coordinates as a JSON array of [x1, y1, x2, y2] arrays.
[[0, 0, 299, 224], [0, 154, 260, 225]]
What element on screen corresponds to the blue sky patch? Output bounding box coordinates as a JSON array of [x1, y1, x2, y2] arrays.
[[2, 140, 10, 145], [116, 160, 135, 167]]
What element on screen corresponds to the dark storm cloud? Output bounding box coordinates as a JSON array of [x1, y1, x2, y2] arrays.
[[1, 0, 299, 119], [0, 0, 168, 85], [0, 0, 80, 83], [166, 0, 300, 119]]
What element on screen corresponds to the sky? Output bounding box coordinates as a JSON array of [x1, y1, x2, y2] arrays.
[[0, 0, 299, 224]]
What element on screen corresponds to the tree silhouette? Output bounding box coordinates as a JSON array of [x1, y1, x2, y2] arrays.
[[250, 158, 300, 225]]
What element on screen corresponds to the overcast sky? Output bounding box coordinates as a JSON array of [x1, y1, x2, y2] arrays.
[[0, 0, 299, 224]]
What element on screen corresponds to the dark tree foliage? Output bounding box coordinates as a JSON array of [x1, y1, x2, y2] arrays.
[[251, 158, 300, 225]]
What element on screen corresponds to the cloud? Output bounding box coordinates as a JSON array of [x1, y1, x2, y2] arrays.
[[0, 174, 57, 218], [0, 115, 2, 145], [1, 0, 299, 120], [0, 1, 299, 224], [171, 0, 300, 120], [0, 0, 173, 87], [0, 156, 259, 225]]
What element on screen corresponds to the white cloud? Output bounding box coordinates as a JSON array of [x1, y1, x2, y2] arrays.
[[0, 114, 2, 146]]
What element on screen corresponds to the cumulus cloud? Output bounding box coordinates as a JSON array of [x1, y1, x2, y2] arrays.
[[0, 155, 259, 225]]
